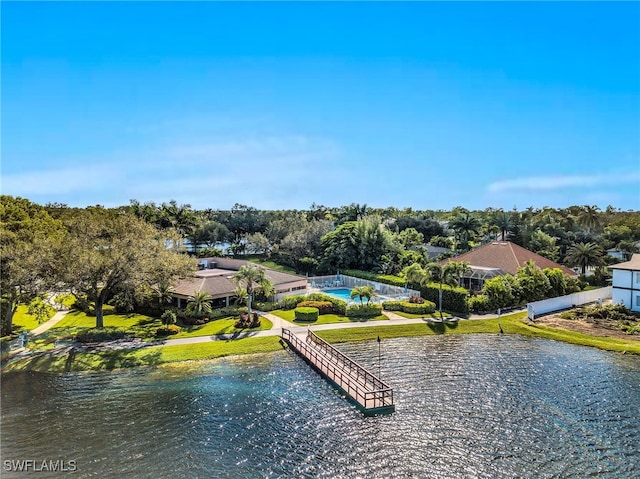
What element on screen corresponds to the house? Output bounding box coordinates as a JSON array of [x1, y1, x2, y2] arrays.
[[171, 257, 307, 308], [610, 254, 640, 312], [443, 241, 576, 291]]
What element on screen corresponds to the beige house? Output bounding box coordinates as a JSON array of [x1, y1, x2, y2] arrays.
[[171, 257, 307, 308]]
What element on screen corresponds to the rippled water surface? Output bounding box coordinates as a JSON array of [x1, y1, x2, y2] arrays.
[[2, 336, 639, 478]]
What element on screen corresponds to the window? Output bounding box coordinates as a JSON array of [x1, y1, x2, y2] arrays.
[[636, 272, 640, 284]]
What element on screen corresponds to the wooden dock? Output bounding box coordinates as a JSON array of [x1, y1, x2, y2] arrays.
[[281, 328, 395, 415]]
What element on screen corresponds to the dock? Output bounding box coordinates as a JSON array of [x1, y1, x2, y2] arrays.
[[281, 328, 395, 415]]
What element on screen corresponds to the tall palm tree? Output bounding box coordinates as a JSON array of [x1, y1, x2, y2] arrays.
[[186, 291, 213, 317], [232, 264, 275, 317], [449, 212, 481, 250], [565, 242, 604, 275], [577, 205, 602, 233], [424, 261, 472, 321], [492, 211, 513, 241], [350, 285, 377, 305]]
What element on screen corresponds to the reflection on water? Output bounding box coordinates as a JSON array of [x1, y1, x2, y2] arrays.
[[2, 336, 639, 478]]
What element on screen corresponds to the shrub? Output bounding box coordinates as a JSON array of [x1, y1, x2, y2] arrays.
[[253, 301, 279, 312], [72, 295, 91, 313], [210, 306, 247, 320], [345, 303, 383, 318], [155, 324, 181, 337], [296, 301, 333, 314], [408, 295, 424, 304], [281, 295, 308, 310], [294, 307, 319, 322], [419, 284, 469, 315], [235, 312, 261, 329], [401, 301, 436, 314], [305, 293, 347, 315], [161, 310, 177, 326], [75, 327, 128, 343], [468, 295, 491, 314], [381, 301, 404, 311]]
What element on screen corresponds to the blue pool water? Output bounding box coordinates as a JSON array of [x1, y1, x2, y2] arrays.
[[323, 288, 354, 301]]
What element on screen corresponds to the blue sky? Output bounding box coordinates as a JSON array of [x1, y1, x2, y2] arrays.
[[3, 2, 639, 211]]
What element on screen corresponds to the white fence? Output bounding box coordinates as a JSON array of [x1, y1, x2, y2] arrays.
[[307, 274, 420, 301], [527, 286, 612, 320]]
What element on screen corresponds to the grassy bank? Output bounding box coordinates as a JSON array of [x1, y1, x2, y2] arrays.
[[3, 336, 284, 373], [316, 315, 640, 355]]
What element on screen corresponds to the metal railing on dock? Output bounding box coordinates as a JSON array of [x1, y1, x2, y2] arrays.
[[281, 329, 394, 414]]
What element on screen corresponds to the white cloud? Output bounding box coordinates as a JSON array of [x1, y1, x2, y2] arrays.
[[487, 171, 640, 193]]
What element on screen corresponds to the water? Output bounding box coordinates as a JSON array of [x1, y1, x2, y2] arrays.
[[2, 336, 639, 478], [323, 288, 389, 304]]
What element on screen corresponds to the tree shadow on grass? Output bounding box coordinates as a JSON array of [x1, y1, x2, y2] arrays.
[[426, 320, 459, 334]]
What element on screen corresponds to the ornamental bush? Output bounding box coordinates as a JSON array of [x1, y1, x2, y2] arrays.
[[296, 301, 333, 315], [401, 301, 436, 314], [418, 284, 469, 315], [281, 295, 308, 310], [155, 324, 181, 337], [381, 301, 404, 311], [468, 295, 491, 314], [345, 303, 383, 318], [408, 295, 425, 304], [294, 307, 319, 322]]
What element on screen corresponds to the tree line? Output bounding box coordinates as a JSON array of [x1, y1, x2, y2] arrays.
[[2, 196, 638, 335]]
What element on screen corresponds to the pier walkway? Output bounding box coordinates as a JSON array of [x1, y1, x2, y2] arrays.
[[281, 328, 395, 415]]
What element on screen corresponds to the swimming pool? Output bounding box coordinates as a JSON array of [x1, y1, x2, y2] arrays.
[[322, 288, 390, 304]]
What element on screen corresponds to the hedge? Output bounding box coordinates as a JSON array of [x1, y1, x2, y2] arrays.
[[296, 301, 333, 315], [341, 270, 469, 315], [281, 293, 347, 315], [382, 300, 436, 314], [345, 303, 383, 318], [468, 295, 491, 314], [294, 307, 319, 322]]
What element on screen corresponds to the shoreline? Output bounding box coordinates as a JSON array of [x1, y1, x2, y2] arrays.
[[2, 316, 639, 374]]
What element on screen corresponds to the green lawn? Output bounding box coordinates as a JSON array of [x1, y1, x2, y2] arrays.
[[271, 309, 387, 324], [11, 304, 56, 333], [315, 312, 640, 355], [247, 257, 297, 273], [390, 311, 443, 320], [3, 336, 285, 373], [171, 317, 272, 339], [29, 311, 273, 347]]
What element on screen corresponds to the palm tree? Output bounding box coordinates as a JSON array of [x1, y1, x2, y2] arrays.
[[232, 264, 275, 317], [492, 211, 513, 241], [350, 285, 377, 305], [449, 212, 481, 251], [565, 242, 604, 275], [577, 205, 602, 233], [425, 261, 471, 321], [186, 291, 213, 317]]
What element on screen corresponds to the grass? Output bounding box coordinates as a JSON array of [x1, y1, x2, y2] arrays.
[[171, 317, 272, 338], [270, 309, 387, 324], [2, 336, 285, 373], [247, 257, 297, 274], [28, 311, 273, 348], [315, 312, 640, 355], [390, 311, 443, 320], [10, 304, 56, 333]]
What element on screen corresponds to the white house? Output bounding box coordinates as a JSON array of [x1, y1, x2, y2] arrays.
[[611, 254, 640, 312]]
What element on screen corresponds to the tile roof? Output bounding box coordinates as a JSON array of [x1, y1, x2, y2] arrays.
[[610, 254, 640, 271], [171, 262, 306, 299], [443, 241, 577, 277]]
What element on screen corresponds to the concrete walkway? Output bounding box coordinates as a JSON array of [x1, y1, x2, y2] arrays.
[[30, 310, 70, 335]]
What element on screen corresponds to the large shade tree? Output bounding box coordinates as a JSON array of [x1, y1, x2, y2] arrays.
[[60, 210, 196, 328], [232, 264, 275, 317], [0, 196, 65, 336]]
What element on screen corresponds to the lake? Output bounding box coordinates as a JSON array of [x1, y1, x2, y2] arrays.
[[2, 335, 639, 478]]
